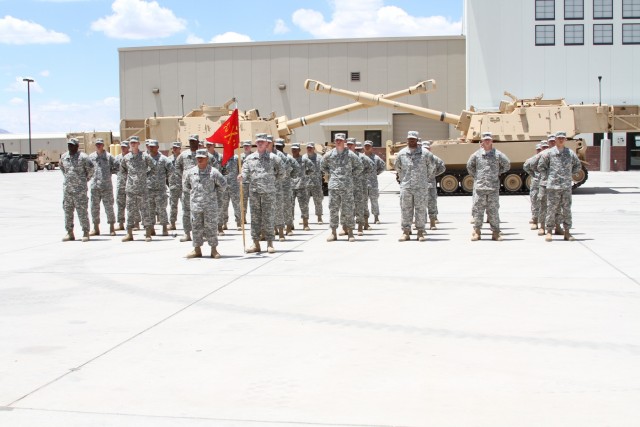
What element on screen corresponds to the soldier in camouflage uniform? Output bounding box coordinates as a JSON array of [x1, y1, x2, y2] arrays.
[[395, 131, 434, 242], [353, 141, 373, 236], [321, 133, 363, 242], [240, 140, 252, 222], [276, 139, 299, 236], [523, 141, 548, 230], [147, 139, 173, 236], [114, 140, 130, 231], [537, 131, 582, 242], [536, 135, 564, 236], [290, 143, 315, 231], [466, 132, 511, 241], [219, 152, 242, 231], [183, 149, 227, 258], [240, 134, 284, 253], [362, 140, 385, 226], [60, 137, 94, 242], [88, 138, 118, 236], [175, 135, 200, 242], [270, 137, 290, 241], [167, 142, 182, 230], [303, 142, 324, 224], [422, 141, 446, 230], [120, 138, 156, 242]]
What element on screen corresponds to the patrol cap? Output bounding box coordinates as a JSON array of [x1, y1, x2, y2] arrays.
[[407, 130, 419, 139], [547, 135, 556, 142], [242, 140, 252, 147], [555, 131, 567, 138], [120, 140, 130, 147], [266, 135, 274, 142], [541, 140, 550, 148], [144, 139, 151, 146], [188, 134, 199, 142], [422, 140, 431, 148], [95, 138, 105, 144], [147, 139, 159, 147], [306, 141, 316, 148], [334, 133, 346, 141], [535, 143, 541, 150], [291, 143, 301, 150], [255, 134, 268, 143], [129, 136, 140, 142], [481, 132, 493, 140], [171, 141, 181, 148], [275, 138, 285, 147], [195, 149, 208, 158], [204, 140, 214, 146], [363, 140, 373, 146], [67, 137, 79, 146], [355, 142, 363, 150], [346, 137, 356, 144]]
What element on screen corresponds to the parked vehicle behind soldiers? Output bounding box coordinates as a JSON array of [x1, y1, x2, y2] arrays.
[[60, 137, 94, 242]]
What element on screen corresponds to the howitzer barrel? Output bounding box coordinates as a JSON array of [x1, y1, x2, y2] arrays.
[[280, 80, 436, 135], [304, 79, 461, 126]]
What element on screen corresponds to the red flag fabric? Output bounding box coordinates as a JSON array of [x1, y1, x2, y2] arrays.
[[206, 108, 239, 166]]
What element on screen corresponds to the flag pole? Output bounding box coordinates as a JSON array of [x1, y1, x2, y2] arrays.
[[235, 100, 247, 253]]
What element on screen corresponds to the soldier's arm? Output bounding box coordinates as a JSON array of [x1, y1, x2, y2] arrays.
[[274, 156, 284, 180], [85, 156, 95, 182], [183, 170, 191, 191], [290, 157, 300, 178], [523, 158, 534, 176], [351, 152, 363, 175], [466, 154, 476, 177], [499, 153, 511, 174], [571, 152, 582, 175], [376, 157, 385, 174], [213, 169, 228, 192], [320, 155, 329, 174]]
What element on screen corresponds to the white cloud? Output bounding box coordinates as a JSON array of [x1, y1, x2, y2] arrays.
[[292, 0, 462, 38], [6, 77, 44, 93], [0, 15, 70, 45], [274, 19, 290, 35], [40, 70, 50, 77], [209, 32, 252, 43], [186, 34, 204, 44], [91, 0, 186, 40], [9, 97, 24, 105]]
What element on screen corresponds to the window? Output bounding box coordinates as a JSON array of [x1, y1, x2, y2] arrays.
[[594, 24, 613, 44], [364, 130, 382, 148], [623, 0, 640, 18], [565, 24, 585, 44], [623, 23, 640, 43], [565, 0, 584, 19], [350, 72, 360, 82], [594, 0, 613, 19], [536, 25, 556, 45], [330, 131, 348, 142], [536, 0, 555, 19]]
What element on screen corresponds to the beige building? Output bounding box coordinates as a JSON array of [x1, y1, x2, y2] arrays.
[[118, 36, 465, 146]]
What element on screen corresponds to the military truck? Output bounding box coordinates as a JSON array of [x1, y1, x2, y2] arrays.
[[0, 143, 40, 173], [304, 79, 640, 194]]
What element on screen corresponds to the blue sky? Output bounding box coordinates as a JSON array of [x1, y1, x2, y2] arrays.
[[1, 0, 463, 134]]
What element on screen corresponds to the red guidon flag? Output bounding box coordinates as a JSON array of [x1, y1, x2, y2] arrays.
[[206, 108, 239, 166]]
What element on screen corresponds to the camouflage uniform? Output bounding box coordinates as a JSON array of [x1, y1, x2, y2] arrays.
[[523, 152, 543, 223], [303, 150, 324, 218], [175, 149, 198, 233], [466, 147, 511, 232], [395, 146, 434, 234], [426, 154, 445, 221], [537, 146, 581, 232], [147, 151, 173, 227], [240, 150, 251, 220], [60, 150, 94, 234], [242, 151, 284, 241], [283, 153, 299, 230], [219, 155, 241, 227], [114, 151, 131, 225], [321, 148, 363, 231], [291, 153, 314, 220], [354, 152, 373, 228], [167, 152, 182, 226], [364, 151, 386, 219], [183, 164, 227, 248], [120, 151, 156, 230], [273, 149, 291, 230], [88, 150, 117, 226]]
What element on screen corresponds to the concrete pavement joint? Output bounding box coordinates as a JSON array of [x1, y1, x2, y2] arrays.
[[577, 241, 640, 287]]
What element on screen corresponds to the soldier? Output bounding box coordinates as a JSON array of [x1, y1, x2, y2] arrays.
[[523, 141, 548, 230], [167, 141, 182, 230], [395, 131, 434, 242], [536, 135, 562, 236], [362, 140, 385, 226], [147, 139, 173, 236], [114, 140, 130, 231], [127, 136, 143, 230], [240, 140, 252, 222], [276, 138, 299, 236], [290, 143, 315, 231], [240, 134, 284, 253], [88, 138, 117, 236], [60, 137, 94, 242], [353, 141, 373, 236], [537, 131, 582, 242], [321, 133, 363, 242], [303, 142, 324, 224], [270, 137, 291, 241], [175, 135, 200, 242], [422, 140, 446, 230], [466, 132, 511, 241], [183, 149, 227, 258], [219, 151, 242, 231], [120, 137, 156, 242], [205, 140, 222, 169]]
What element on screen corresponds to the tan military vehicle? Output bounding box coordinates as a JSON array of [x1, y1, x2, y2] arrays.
[[304, 79, 640, 194], [66, 131, 115, 155]]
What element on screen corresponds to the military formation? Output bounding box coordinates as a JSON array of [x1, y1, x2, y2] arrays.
[[60, 129, 583, 253]]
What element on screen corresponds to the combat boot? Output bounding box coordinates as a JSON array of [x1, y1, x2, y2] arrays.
[[357, 223, 363, 236], [339, 225, 348, 236], [398, 228, 410, 242], [326, 228, 337, 242], [122, 228, 134, 242], [222, 223, 228, 230], [145, 227, 153, 242], [492, 230, 503, 241], [150, 226, 156, 236], [133, 222, 140, 231], [117, 222, 125, 231], [563, 229, 575, 241], [416, 229, 427, 242], [537, 222, 546, 236], [347, 228, 356, 242], [246, 240, 261, 253], [317, 215, 323, 225], [162, 225, 168, 236], [168, 222, 176, 231], [303, 218, 310, 231], [471, 228, 481, 241], [218, 224, 225, 236], [180, 231, 191, 242], [429, 218, 437, 230], [211, 246, 221, 259], [236, 222, 242, 231], [267, 240, 275, 253], [62, 230, 75, 242], [530, 222, 538, 230], [82, 231, 90, 242], [90, 224, 100, 236], [109, 223, 116, 236], [364, 216, 371, 230], [278, 226, 285, 242], [434, 216, 439, 224], [186, 246, 202, 259], [545, 231, 553, 242], [286, 224, 293, 236], [554, 225, 564, 235], [374, 215, 380, 224]]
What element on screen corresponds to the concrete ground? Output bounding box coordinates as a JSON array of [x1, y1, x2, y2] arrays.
[[0, 170, 639, 427]]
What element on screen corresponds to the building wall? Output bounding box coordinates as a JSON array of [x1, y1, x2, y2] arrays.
[[119, 36, 466, 145]]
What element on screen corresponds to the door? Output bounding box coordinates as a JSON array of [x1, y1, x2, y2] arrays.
[[628, 132, 640, 170]]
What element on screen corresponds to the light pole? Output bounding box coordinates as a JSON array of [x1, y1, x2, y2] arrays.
[[23, 78, 34, 157], [598, 75, 602, 106], [181, 94, 185, 117]]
